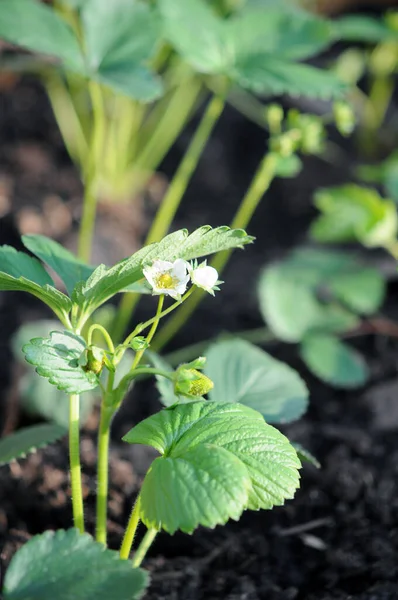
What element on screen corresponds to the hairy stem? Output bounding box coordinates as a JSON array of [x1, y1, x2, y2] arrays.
[[112, 93, 226, 342], [152, 152, 278, 351], [96, 399, 115, 544], [69, 394, 84, 533], [120, 496, 141, 560]]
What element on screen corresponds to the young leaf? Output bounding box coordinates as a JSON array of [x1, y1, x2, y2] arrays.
[[310, 185, 398, 248], [0, 0, 84, 71], [22, 235, 95, 296], [0, 246, 72, 321], [0, 424, 66, 465], [123, 402, 301, 533], [204, 339, 308, 423], [23, 331, 99, 394], [81, 0, 162, 101], [3, 529, 148, 600], [13, 320, 97, 428], [300, 333, 368, 388], [76, 226, 253, 316]]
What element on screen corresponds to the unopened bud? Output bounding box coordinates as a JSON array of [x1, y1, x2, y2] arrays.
[[130, 336, 149, 351], [79, 346, 105, 375], [333, 101, 356, 137], [266, 104, 284, 134], [174, 367, 214, 398]]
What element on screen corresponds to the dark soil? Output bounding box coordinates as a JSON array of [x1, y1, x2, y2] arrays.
[[1, 66, 398, 600]]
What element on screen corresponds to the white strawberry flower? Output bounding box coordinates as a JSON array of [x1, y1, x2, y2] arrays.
[[189, 261, 221, 296], [143, 259, 190, 300]]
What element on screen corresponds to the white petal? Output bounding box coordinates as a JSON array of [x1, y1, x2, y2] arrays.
[[152, 259, 173, 272], [172, 259, 189, 280], [191, 266, 219, 291]]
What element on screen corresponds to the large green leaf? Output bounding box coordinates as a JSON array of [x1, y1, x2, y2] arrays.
[[310, 185, 398, 248], [123, 402, 301, 533], [76, 226, 253, 317], [300, 333, 368, 388], [0, 424, 66, 466], [22, 235, 94, 296], [0, 246, 71, 321], [3, 529, 148, 600], [13, 320, 97, 427], [205, 339, 308, 423], [258, 251, 361, 343], [0, 0, 84, 71], [159, 0, 344, 99], [23, 331, 99, 394], [81, 0, 162, 100]]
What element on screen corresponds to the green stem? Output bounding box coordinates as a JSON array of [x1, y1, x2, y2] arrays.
[[69, 394, 84, 533], [130, 295, 164, 370], [132, 528, 158, 567], [152, 152, 278, 351], [78, 82, 106, 262], [96, 399, 115, 544], [87, 324, 115, 353], [112, 93, 226, 342], [120, 496, 141, 560]]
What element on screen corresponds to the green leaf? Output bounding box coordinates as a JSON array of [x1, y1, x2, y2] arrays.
[[158, 0, 227, 73], [82, 0, 162, 101], [0, 424, 66, 465], [333, 15, 397, 43], [77, 226, 253, 317], [0, 245, 54, 287], [233, 55, 346, 99], [310, 185, 398, 248], [23, 331, 99, 394], [22, 235, 94, 296], [0, 0, 84, 71], [4, 528, 148, 600], [205, 339, 308, 423], [0, 246, 72, 321], [329, 268, 385, 315], [258, 251, 361, 343], [292, 443, 320, 469], [300, 333, 368, 388], [12, 320, 97, 427], [123, 402, 301, 533]]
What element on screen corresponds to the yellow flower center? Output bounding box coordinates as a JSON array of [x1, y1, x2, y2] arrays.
[[156, 273, 175, 289]]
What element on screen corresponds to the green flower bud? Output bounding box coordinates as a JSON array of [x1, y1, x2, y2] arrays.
[[174, 367, 214, 398], [333, 101, 356, 137], [130, 336, 149, 351], [79, 346, 105, 375], [266, 104, 284, 134]]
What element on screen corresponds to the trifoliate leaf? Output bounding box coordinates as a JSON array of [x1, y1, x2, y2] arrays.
[[22, 235, 94, 296], [3, 529, 148, 600], [123, 402, 301, 533], [76, 226, 253, 318], [159, 0, 344, 99], [300, 333, 368, 388], [310, 185, 398, 248], [81, 0, 162, 101], [258, 249, 361, 343], [23, 331, 99, 394], [0, 246, 71, 321], [0, 0, 84, 71], [0, 424, 66, 465], [13, 320, 97, 427], [205, 339, 308, 423]]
